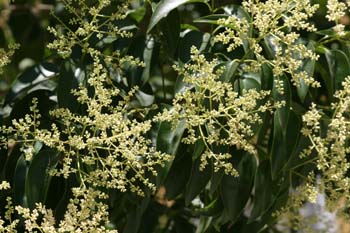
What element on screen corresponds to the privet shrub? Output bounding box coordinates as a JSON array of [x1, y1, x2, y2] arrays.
[[1, 0, 350, 232]]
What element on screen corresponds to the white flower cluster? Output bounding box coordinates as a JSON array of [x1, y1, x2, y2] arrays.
[[3, 62, 171, 196], [327, 0, 348, 36], [299, 77, 350, 214], [1, 183, 117, 232], [0, 43, 19, 74], [215, 0, 320, 88], [156, 47, 283, 176]]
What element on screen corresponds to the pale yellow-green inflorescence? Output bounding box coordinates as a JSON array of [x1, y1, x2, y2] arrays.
[[1, 0, 350, 232], [0, 0, 166, 232], [215, 0, 320, 89], [155, 46, 284, 177]]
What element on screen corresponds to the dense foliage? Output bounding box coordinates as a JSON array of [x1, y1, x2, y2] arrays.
[[1, 0, 350, 232]]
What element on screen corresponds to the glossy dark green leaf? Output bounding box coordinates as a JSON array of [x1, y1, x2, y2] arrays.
[[210, 169, 224, 195], [272, 75, 291, 134], [256, 113, 272, 150], [316, 28, 337, 37], [3, 143, 22, 183], [195, 216, 213, 233], [249, 160, 278, 222], [261, 64, 273, 91], [0, 148, 7, 176], [128, 6, 146, 23], [160, 9, 180, 57], [138, 199, 168, 233], [241, 176, 289, 232], [194, 198, 223, 217], [237, 72, 261, 92], [57, 61, 82, 111], [13, 154, 28, 207], [134, 84, 155, 107], [124, 197, 150, 233], [221, 153, 256, 222], [270, 75, 292, 177], [297, 42, 316, 102], [164, 144, 192, 199], [325, 49, 350, 91], [222, 4, 251, 22], [256, 176, 290, 227], [156, 119, 186, 155], [47, 176, 69, 220], [4, 63, 57, 104], [178, 30, 211, 63], [185, 157, 211, 205], [25, 149, 59, 209], [147, 0, 207, 33], [140, 36, 156, 86], [271, 110, 301, 178], [127, 35, 148, 87], [220, 60, 239, 83], [3, 63, 57, 117], [262, 36, 278, 60], [193, 14, 227, 25], [192, 138, 206, 160]]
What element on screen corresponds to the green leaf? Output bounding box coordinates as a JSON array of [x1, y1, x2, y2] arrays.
[[4, 63, 57, 107], [325, 49, 350, 91], [25, 149, 59, 209], [147, 0, 207, 33], [249, 160, 278, 222], [272, 75, 291, 134], [178, 30, 211, 63], [57, 61, 81, 111], [194, 198, 223, 217], [140, 36, 156, 86], [297, 42, 316, 102], [3, 144, 22, 184], [0, 149, 7, 176], [128, 7, 146, 23], [192, 138, 206, 160], [195, 216, 213, 233], [185, 157, 212, 205], [156, 120, 186, 155], [316, 55, 333, 100], [13, 154, 28, 207], [160, 9, 180, 57], [221, 60, 239, 83], [124, 197, 150, 233], [138, 198, 170, 233], [261, 64, 273, 91], [210, 168, 224, 195], [134, 83, 155, 107], [256, 113, 272, 149], [258, 176, 290, 226], [237, 72, 261, 92], [47, 176, 69, 219], [164, 144, 193, 199], [221, 153, 256, 222], [127, 35, 149, 87], [222, 5, 251, 22], [262, 36, 278, 60], [271, 110, 301, 178], [193, 14, 227, 25], [241, 176, 290, 232]]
